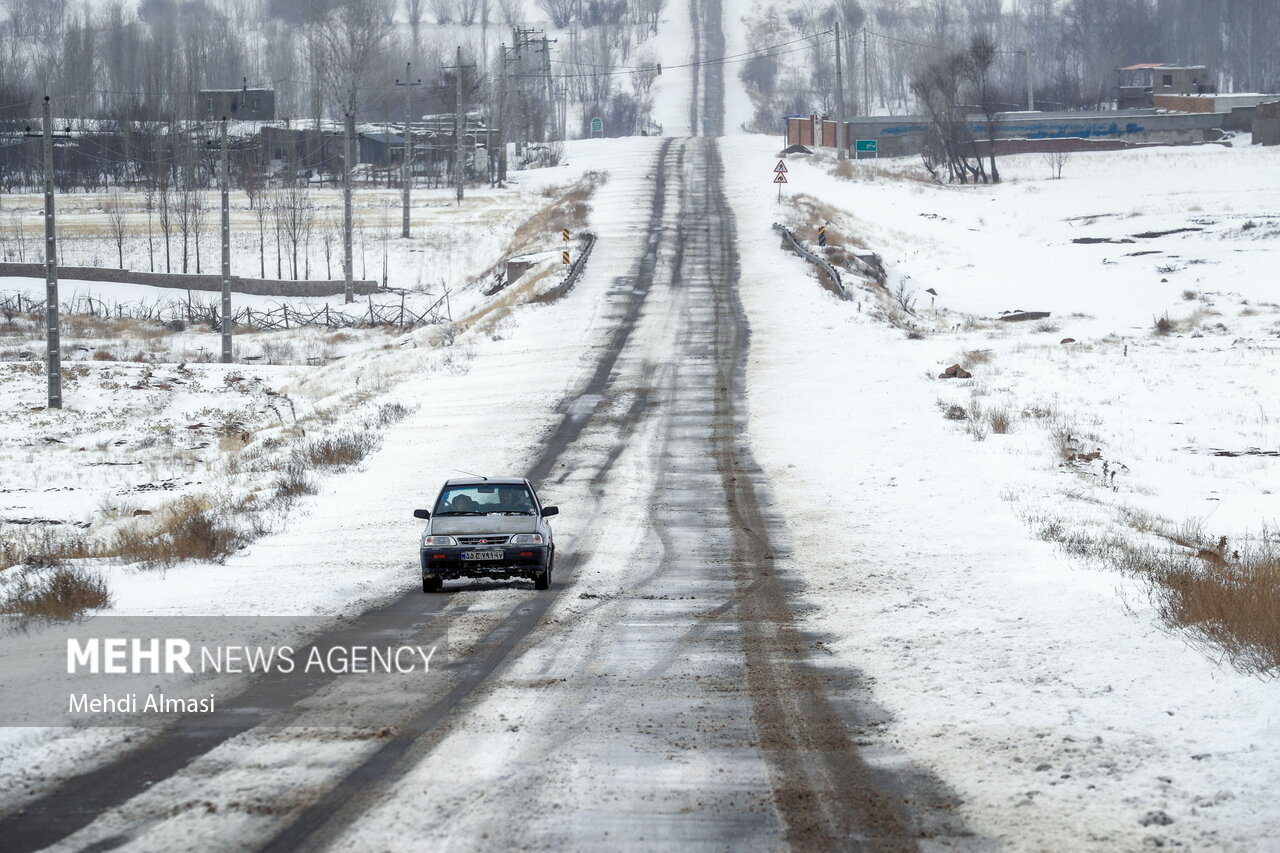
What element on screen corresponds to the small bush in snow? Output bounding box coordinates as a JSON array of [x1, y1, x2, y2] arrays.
[[1, 564, 112, 621], [298, 432, 379, 468], [113, 496, 244, 567], [986, 406, 1015, 434], [376, 402, 411, 427]]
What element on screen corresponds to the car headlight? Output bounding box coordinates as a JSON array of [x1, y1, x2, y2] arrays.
[[422, 535, 456, 547], [510, 534, 543, 545]]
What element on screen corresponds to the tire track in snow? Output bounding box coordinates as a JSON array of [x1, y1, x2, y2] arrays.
[[0, 139, 680, 853]]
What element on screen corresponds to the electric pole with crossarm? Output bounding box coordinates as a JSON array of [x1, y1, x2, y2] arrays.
[[395, 63, 421, 238], [444, 47, 475, 205], [23, 98, 71, 408]]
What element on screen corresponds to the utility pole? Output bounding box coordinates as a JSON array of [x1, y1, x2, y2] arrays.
[[343, 112, 354, 303], [835, 21, 846, 160], [1025, 48, 1035, 111], [219, 117, 232, 363], [40, 96, 60, 409], [863, 27, 870, 116], [445, 46, 475, 205], [541, 36, 555, 120], [395, 63, 421, 238], [497, 45, 508, 184], [22, 99, 73, 406]]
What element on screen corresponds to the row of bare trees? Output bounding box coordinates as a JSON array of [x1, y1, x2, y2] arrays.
[[2, 182, 354, 282], [742, 0, 1280, 134], [910, 33, 1000, 185]]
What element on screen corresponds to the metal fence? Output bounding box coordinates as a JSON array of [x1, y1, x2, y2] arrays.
[[534, 233, 597, 303], [772, 223, 849, 300], [0, 290, 450, 331]]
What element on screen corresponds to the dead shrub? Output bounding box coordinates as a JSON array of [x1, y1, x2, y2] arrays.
[[1036, 513, 1280, 675], [92, 349, 116, 361], [1, 564, 113, 621], [298, 431, 379, 468], [376, 402, 411, 427], [963, 349, 994, 365], [512, 171, 605, 251], [986, 406, 1015, 434], [274, 462, 317, 500], [0, 527, 94, 571], [112, 496, 243, 567], [1152, 538, 1280, 673], [1153, 313, 1175, 336]]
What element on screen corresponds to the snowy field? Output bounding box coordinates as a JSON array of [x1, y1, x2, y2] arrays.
[[0, 140, 650, 798], [723, 132, 1280, 850]]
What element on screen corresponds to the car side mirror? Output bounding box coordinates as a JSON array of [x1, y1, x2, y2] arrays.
[[413, 509, 430, 519], [541, 506, 558, 517]]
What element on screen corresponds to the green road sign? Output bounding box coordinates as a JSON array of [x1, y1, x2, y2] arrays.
[[855, 139, 878, 152], [591, 116, 603, 133]]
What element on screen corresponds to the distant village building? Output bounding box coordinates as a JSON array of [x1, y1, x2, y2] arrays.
[[1118, 64, 1212, 109], [199, 88, 275, 121], [1255, 102, 1280, 146]]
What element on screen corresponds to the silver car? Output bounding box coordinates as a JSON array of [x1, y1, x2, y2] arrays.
[[413, 477, 558, 592]]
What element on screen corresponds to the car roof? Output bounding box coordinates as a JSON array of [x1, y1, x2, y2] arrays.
[[442, 477, 530, 487]]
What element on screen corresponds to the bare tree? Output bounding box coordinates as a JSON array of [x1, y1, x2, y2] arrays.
[[158, 176, 173, 273], [276, 185, 316, 279], [176, 180, 195, 273], [191, 190, 207, 273], [321, 214, 337, 279], [106, 194, 128, 269], [427, 0, 453, 25], [405, 0, 425, 56], [255, 200, 268, 278], [309, 0, 395, 117], [1044, 149, 1070, 179], [963, 32, 1000, 184], [497, 0, 521, 26], [911, 50, 984, 184], [7, 210, 27, 262], [270, 189, 285, 279], [537, 0, 576, 28], [143, 186, 155, 272]]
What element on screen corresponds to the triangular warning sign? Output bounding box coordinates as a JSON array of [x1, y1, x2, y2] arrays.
[[774, 160, 788, 173], [773, 173, 788, 183]]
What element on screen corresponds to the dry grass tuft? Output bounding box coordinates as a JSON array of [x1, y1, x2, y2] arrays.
[[512, 171, 605, 251], [112, 495, 244, 567], [962, 349, 994, 365], [274, 461, 318, 500], [1, 563, 113, 621], [986, 406, 1015, 434], [1033, 511, 1280, 675], [1152, 537, 1280, 673], [297, 431, 379, 468]]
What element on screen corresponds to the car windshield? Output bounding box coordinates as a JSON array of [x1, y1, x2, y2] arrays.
[[433, 484, 536, 516]]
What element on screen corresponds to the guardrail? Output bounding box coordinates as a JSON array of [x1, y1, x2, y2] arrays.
[[772, 223, 849, 301], [535, 232, 597, 302]]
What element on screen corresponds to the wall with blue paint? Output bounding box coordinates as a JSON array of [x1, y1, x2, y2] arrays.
[[817, 110, 1225, 156]]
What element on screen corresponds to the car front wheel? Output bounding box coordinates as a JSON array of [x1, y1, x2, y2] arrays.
[[533, 549, 554, 590]]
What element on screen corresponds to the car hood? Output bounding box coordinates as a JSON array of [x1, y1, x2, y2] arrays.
[[429, 516, 538, 535]]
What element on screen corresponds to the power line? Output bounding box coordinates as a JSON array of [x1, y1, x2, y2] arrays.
[[509, 34, 834, 81]]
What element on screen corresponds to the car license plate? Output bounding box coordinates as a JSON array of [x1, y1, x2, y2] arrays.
[[462, 550, 503, 561]]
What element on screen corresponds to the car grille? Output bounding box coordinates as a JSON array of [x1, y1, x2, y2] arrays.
[[456, 536, 510, 546]]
